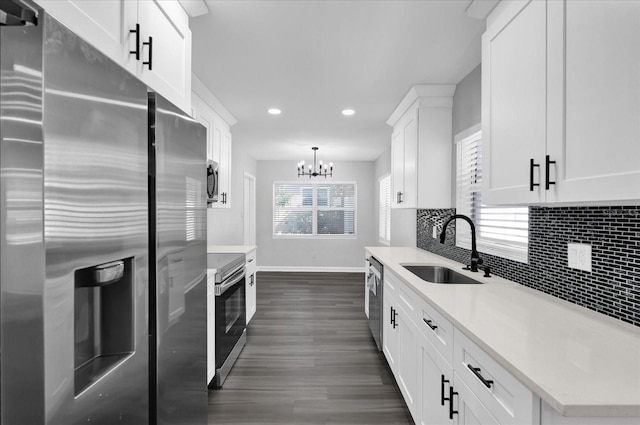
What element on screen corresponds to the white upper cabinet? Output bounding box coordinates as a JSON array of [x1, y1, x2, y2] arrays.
[[482, 0, 640, 205], [192, 76, 236, 209], [481, 0, 547, 204], [387, 85, 455, 209], [136, 1, 192, 113], [545, 0, 640, 203], [34, 0, 192, 113]]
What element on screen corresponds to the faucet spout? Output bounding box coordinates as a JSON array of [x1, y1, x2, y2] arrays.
[[439, 214, 482, 272]]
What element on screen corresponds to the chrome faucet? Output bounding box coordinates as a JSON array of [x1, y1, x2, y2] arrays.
[[439, 214, 483, 272]]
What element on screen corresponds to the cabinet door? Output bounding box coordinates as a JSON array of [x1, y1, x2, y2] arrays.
[[138, 0, 192, 113], [207, 116, 232, 208], [401, 110, 418, 208], [364, 259, 370, 318], [482, 0, 547, 204], [397, 307, 419, 421], [192, 93, 214, 161], [453, 373, 499, 425], [391, 110, 418, 208], [246, 251, 257, 323], [33, 0, 137, 68], [391, 129, 405, 208], [207, 272, 215, 384], [421, 339, 453, 425], [382, 293, 399, 373], [219, 130, 232, 207], [546, 0, 640, 203], [246, 271, 256, 323]]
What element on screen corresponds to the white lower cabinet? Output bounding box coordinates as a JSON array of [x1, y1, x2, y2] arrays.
[[382, 287, 399, 374], [383, 271, 422, 422], [364, 258, 370, 318], [245, 249, 257, 324], [453, 329, 538, 425], [453, 373, 500, 425], [383, 270, 539, 425], [206, 270, 216, 384], [420, 337, 454, 425], [396, 306, 420, 420]]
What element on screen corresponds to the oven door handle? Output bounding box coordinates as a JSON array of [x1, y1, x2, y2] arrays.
[[215, 266, 246, 296]]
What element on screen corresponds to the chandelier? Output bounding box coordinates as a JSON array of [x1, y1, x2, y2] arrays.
[[297, 147, 333, 178]]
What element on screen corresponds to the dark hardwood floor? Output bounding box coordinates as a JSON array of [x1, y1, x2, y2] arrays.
[[208, 272, 413, 425]]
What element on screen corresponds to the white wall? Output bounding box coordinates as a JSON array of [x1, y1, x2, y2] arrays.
[[256, 160, 377, 271], [207, 139, 257, 245]]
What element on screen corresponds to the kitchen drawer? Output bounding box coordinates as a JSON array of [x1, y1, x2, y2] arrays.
[[384, 268, 401, 298], [386, 270, 420, 322], [246, 249, 257, 266], [454, 329, 538, 425], [417, 296, 454, 365]]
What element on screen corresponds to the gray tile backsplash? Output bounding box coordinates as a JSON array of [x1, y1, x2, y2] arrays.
[[417, 207, 640, 327]]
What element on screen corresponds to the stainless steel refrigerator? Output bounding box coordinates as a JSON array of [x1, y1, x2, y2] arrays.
[[0, 11, 207, 425]]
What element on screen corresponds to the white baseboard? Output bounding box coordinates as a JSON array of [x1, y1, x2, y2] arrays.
[[257, 266, 365, 273]]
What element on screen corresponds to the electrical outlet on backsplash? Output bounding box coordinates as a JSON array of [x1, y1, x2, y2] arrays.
[[416, 206, 640, 327]]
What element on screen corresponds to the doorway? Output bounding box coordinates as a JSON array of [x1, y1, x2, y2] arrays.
[[243, 172, 256, 246]]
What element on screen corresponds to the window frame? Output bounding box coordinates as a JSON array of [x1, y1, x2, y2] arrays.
[[272, 180, 357, 239], [455, 126, 529, 263]]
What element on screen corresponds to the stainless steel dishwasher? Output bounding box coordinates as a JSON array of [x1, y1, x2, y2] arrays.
[[367, 256, 383, 351]]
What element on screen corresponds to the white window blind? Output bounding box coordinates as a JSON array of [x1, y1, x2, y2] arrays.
[[273, 182, 356, 237], [456, 131, 529, 263], [379, 174, 391, 244]]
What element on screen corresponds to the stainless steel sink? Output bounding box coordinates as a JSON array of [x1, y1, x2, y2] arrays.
[[403, 265, 483, 285]]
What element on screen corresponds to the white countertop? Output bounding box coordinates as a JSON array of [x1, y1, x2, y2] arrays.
[[207, 245, 257, 255], [366, 246, 640, 418]]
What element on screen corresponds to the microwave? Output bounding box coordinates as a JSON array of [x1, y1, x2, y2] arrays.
[[207, 160, 219, 204]]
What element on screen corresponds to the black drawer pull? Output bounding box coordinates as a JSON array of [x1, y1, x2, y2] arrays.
[[130, 24, 140, 60], [423, 318, 438, 331], [449, 386, 458, 419], [392, 308, 398, 329], [529, 158, 540, 191], [143, 36, 153, 70], [440, 375, 449, 406], [545, 155, 556, 190], [467, 364, 494, 388]]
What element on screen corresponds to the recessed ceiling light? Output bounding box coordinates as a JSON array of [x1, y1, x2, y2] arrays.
[[342, 109, 355, 116], [268, 108, 281, 115]]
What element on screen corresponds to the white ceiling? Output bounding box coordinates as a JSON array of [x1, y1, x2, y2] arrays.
[[190, 0, 486, 162]]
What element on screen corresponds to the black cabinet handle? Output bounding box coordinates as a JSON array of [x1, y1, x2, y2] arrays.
[[440, 375, 449, 406], [143, 36, 153, 70], [545, 155, 556, 190], [529, 158, 540, 191], [423, 318, 438, 331], [449, 386, 458, 419], [390, 306, 394, 325], [391, 307, 398, 328], [467, 364, 494, 389], [250, 274, 254, 286], [130, 24, 140, 60], [397, 191, 402, 204]]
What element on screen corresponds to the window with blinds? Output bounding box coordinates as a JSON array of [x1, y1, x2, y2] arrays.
[[273, 182, 356, 237], [456, 131, 529, 263], [379, 174, 391, 244]]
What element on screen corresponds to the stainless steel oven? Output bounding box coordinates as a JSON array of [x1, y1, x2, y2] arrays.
[[207, 253, 247, 388]]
